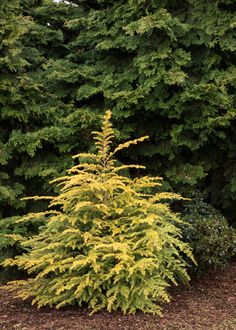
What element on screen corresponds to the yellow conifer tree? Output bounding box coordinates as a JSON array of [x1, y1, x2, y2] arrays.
[[3, 111, 194, 315]]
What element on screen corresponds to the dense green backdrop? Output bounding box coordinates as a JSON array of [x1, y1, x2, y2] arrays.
[[1, 0, 236, 222]]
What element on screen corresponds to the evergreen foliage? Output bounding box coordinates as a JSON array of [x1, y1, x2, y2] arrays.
[[47, 0, 236, 216], [181, 197, 236, 274], [0, 215, 43, 282], [1, 0, 236, 280], [0, 0, 99, 271], [0, 0, 32, 216], [0, 0, 71, 277], [0, 0, 97, 278], [3, 111, 194, 314], [1, 0, 73, 219]]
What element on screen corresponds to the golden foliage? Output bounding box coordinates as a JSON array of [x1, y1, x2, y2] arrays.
[[3, 110, 194, 315]]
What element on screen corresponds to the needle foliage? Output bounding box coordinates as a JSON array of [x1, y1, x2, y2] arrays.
[[3, 111, 194, 315]]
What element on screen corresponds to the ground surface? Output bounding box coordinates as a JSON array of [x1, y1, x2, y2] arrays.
[[1, 263, 236, 330]]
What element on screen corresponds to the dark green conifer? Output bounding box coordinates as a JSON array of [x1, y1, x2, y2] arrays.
[[51, 0, 236, 214]]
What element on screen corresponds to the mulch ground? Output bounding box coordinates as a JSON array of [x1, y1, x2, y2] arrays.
[[1, 263, 236, 330]]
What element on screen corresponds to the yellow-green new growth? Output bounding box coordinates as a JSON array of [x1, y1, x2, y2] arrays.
[[3, 110, 194, 315]]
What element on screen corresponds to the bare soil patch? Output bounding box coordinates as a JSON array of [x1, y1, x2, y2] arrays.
[[1, 263, 236, 330]]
